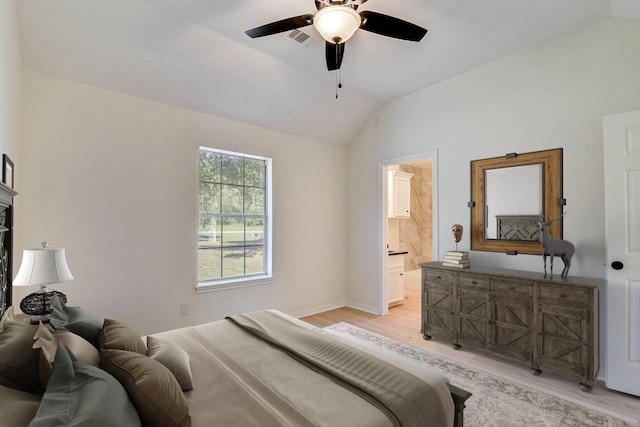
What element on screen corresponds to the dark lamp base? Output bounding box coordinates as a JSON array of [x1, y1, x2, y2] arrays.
[[19, 290, 67, 320]]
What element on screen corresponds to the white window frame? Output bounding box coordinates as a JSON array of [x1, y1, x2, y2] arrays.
[[196, 147, 273, 292]]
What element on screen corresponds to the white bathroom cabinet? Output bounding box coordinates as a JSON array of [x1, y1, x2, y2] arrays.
[[387, 253, 405, 306], [388, 170, 412, 218]]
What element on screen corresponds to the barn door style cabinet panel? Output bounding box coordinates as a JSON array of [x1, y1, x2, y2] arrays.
[[421, 262, 601, 390]]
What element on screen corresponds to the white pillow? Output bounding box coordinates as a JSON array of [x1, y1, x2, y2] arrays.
[[146, 335, 193, 391]]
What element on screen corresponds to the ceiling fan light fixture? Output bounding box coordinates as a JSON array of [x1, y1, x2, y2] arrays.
[[313, 5, 361, 44]]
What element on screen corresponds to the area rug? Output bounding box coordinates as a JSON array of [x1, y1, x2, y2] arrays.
[[324, 323, 626, 427]]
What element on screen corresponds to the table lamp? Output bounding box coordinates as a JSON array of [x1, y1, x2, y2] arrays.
[[13, 242, 74, 323]]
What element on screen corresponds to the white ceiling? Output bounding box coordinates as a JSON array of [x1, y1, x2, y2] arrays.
[[16, 0, 628, 145]]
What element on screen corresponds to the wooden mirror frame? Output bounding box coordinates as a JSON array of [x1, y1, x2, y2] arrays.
[[470, 148, 563, 255]]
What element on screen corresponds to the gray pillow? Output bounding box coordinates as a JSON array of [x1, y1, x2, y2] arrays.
[[49, 294, 102, 347], [29, 343, 142, 427]]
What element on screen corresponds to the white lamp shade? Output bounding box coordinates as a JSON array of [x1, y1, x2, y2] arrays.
[[313, 5, 361, 44], [13, 248, 74, 286]]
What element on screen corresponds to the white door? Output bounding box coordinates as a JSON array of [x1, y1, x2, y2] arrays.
[[603, 110, 640, 396]]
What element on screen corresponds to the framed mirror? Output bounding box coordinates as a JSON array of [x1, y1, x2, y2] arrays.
[[470, 148, 563, 255]]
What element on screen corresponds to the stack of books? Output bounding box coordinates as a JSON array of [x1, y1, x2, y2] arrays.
[[443, 251, 470, 268]]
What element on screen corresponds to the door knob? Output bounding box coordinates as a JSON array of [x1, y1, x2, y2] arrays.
[[611, 261, 624, 270]]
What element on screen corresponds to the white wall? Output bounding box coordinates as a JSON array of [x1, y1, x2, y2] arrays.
[[347, 18, 640, 312], [17, 71, 348, 335], [0, 0, 21, 164], [0, 0, 22, 317]]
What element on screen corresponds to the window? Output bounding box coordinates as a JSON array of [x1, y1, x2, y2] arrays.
[[197, 147, 272, 289]]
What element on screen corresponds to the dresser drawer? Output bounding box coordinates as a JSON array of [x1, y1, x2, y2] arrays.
[[425, 270, 453, 285], [458, 274, 491, 291], [493, 278, 532, 297], [538, 284, 589, 306]]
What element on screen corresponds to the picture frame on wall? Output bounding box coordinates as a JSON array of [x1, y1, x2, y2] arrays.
[[2, 155, 13, 189]]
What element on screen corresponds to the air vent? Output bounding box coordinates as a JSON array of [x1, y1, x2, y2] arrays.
[[283, 29, 318, 47]]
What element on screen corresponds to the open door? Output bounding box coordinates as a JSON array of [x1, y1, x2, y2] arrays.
[[379, 151, 438, 315], [603, 110, 640, 396]]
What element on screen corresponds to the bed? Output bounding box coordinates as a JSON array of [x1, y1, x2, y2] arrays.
[[0, 301, 471, 427]]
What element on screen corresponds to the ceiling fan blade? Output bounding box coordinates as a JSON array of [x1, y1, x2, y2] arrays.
[[245, 14, 314, 38], [359, 11, 427, 42], [326, 42, 345, 71]]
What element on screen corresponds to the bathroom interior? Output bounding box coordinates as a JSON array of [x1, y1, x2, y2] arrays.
[[386, 158, 433, 307]]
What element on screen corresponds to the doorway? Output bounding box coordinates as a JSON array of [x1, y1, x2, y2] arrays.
[[379, 150, 439, 315]]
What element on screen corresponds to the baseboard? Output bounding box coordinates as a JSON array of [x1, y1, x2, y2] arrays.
[[345, 301, 379, 315], [291, 300, 381, 319], [290, 300, 348, 318]]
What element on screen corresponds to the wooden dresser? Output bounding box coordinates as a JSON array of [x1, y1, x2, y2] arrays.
[[420, 261, 602, 390]]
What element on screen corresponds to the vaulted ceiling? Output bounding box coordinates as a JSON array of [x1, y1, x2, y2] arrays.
[[16, 1, 629, 145]]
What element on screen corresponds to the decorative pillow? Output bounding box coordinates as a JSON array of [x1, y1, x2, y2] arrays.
[[33, 321, 100, 387], [100, 348, 191, 427], [29, 343, 142, 427], [0, 308, 42, 394], [147, 336, 193, 391], [98, 319, 147, 355], [0, 305, 15, 332], [0, 382, 42, 427], [49, 294, 102, 347]]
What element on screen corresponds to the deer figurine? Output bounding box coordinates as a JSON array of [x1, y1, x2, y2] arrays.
[[538, 218, 575, 279]]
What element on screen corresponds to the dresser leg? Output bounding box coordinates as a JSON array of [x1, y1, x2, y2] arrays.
[[452, 344, 461, 350], [579, 383, 593, 392], [530, 368, 542, 376], [423, 334, 432, 340]]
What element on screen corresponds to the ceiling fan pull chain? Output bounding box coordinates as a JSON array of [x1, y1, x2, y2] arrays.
[[335, 69, 344, 99], [335, 44, 339, 98], [335, 44, 342, 99]]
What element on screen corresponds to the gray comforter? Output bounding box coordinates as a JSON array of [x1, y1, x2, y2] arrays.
[[154, 309, 454, 427]]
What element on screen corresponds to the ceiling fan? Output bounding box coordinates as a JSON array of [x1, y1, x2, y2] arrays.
[[245, 0, 428, 71]]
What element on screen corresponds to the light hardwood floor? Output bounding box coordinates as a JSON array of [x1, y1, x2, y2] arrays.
[[301, 289, 640, 426]]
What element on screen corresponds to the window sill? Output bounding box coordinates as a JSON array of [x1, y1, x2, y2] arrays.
[[196, 275, 274, 293]]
